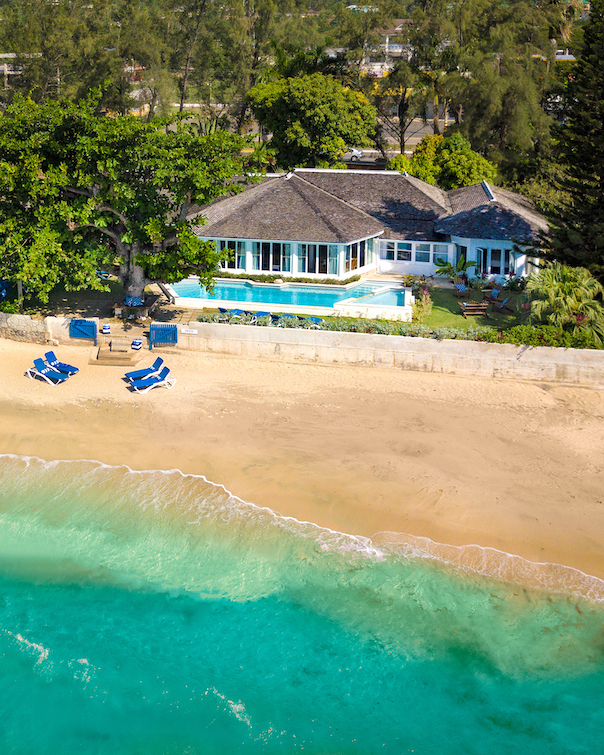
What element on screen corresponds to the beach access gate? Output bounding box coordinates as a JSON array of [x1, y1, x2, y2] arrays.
[[69, 318, 97, 345], [149, 323, 178, 350]]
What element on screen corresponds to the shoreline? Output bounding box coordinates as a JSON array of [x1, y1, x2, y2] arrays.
[[1, 338, 604, 586], [4, 452, 604, 603]]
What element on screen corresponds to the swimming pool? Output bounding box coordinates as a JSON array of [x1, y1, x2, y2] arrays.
[[169, 278, 391, 309], [167, 277, 413, 320]]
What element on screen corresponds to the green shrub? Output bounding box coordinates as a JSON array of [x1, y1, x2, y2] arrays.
[[212, 272, 361, 286], [196, 311, 602, 349], [481, 324, 603, 349], [0, 301, 20, 314], [412, 287, 433, 324]]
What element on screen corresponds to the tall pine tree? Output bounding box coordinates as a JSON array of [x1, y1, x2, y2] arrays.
[[547, 0, 604, 280]]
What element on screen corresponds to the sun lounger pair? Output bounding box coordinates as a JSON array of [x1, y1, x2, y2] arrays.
[[25, 351, 79, 385], [124, 358, 176, 393]]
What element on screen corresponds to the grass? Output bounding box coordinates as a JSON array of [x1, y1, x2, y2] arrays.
[[424, 286, 524, 330]]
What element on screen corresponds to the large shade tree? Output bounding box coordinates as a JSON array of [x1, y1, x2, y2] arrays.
[[248, 73, 377, 169], [0, 94, 250, 304]]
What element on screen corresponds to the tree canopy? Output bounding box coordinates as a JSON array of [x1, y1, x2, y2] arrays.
[[388, 134, 497, 189], [525, 262, 604, 344], [248, 73, 377, 169], [0, 94, 251, 303], [545, 0, 604, 281]]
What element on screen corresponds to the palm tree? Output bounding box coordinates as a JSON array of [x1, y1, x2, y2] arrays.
[[525, 263, 604, 343]]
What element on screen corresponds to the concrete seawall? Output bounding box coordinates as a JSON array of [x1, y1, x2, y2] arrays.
[[174, 321, 604, 386], [3, 311, 603, 386]]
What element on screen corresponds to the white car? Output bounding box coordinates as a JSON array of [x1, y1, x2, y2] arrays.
[[347, 148, 363, 161]]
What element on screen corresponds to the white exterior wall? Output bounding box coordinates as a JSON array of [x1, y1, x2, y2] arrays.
[[377, 240, 455, 276], [449, 236, 530, 279]]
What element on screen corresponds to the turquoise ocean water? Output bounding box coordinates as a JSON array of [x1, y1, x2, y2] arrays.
[[0, 454, 603, 754]]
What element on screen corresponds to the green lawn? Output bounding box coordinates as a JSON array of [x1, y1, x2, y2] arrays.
[[424, 286, 524, 330]]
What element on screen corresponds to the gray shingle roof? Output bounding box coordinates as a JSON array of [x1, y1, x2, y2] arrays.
[[192, 173, 384, 244], [440, 182, 548, 241], [295, 169, 451, 241], [191, 170, 547, 246]]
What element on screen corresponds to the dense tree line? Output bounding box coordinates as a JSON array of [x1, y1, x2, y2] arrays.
[[0, 0, 602, 281]]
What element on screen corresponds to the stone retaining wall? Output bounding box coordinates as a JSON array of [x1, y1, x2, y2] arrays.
[[0, 313, 48, 344], [172, 321, 604, 386]]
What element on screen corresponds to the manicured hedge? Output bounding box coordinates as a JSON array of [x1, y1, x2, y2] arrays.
[[197, 312, 603, 349]]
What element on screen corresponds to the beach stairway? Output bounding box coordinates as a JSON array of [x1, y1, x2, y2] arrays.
[[93, 339, 144, 366]]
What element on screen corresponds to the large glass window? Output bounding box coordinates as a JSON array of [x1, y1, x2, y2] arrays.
[[236, 241, 246, 269], [282, 243, 291, 272], [433, 244, 448, 263], [218, 240, 237, 269], [366, 238, 374, 265], [382, 241, 395, 260], [297, 244, 307, 273], [503, 249, 511, 275], [252, 242, 261, 271], [477, 247, 487, 275], [415, 243, 431, 263], [318, 244, 328, 274], [272, 242, 282, 272], [261, 242, 271, 271], [490, 249, 501, 274], [328, 245, 338, 275], [397, 242, 412, 261], [298, 244, 317, 273]]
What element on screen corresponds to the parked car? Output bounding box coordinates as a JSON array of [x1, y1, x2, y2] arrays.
[[346, 148, 363, 161]]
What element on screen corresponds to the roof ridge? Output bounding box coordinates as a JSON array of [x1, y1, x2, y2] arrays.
[[402, 173, 452, 214], [294, 171, 392, 224]]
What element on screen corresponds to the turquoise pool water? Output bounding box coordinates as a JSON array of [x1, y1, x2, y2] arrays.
[[1, 454, 603, 754], [360, 287, 407, 307], [170, 278, 393, 308]]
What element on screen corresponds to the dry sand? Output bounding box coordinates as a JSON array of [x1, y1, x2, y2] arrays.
[[1, 338, 604, 581]]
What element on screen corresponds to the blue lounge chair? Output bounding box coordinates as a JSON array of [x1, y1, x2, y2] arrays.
[[130, 366, 176, 394], [491, 297, 513, 314], [44, 351, 79, 375], [26, 358, 71, 385], [124, 357, 164, 383], [249, 311, 270, 324]]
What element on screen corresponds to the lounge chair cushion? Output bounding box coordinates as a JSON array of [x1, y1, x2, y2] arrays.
[[44, 351, 79, 375], [125, 357, 164, 382]]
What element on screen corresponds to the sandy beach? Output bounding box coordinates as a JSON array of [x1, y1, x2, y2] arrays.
[[1, 337, 603, 582]]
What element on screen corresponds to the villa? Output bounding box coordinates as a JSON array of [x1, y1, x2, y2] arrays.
[[191, 168, 548, 283]]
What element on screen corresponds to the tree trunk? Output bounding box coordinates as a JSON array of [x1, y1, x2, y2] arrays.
[[119, 244, 148, 300], [433, 94, 441, 135], [179, 15, 203, 112], [397, 91, 410, 154]]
